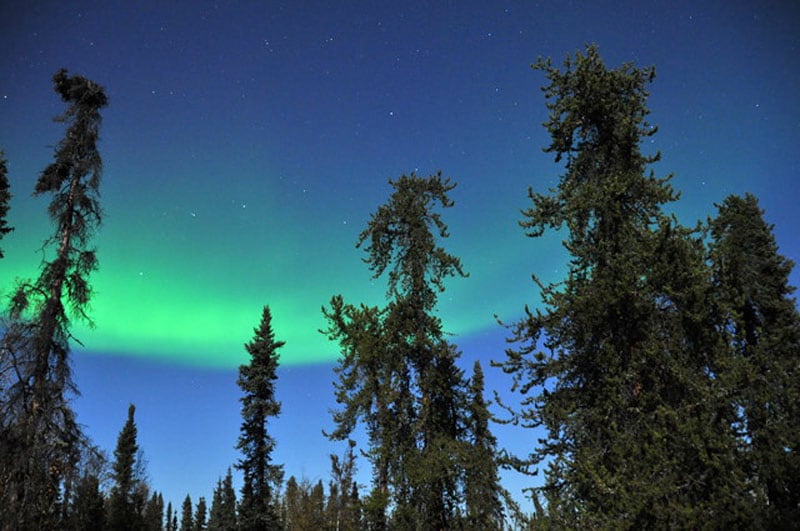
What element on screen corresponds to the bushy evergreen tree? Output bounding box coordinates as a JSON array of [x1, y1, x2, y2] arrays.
[[495, 45, 749, 527], [708, 193, 800, 526], [0, 68, 108, 530], [236, 306, 283, 530], [323, 171, 469, 528], [0, 149, 12, 258], [108, 404, 145, 530]]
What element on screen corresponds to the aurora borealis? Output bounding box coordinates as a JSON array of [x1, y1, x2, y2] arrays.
[[2, 0, 798, 515]]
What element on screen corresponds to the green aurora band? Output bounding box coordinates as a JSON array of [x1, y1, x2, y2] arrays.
[[2, 178, 557, 368]]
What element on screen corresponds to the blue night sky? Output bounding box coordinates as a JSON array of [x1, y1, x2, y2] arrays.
[[2, 0, 799, 514]]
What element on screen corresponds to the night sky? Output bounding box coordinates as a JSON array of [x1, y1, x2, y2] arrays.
[[2, 0, 798, 514]]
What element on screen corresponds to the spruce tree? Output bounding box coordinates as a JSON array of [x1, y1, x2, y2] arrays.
[[281, 476, 301, 529], [194, 496, 207, 531], [166, 502, 174, 531], [209, 470, 237, 531], [108, 404, 145, 530], [0, 69, 108, 529], [235, 306, 283, 530], [323, 171, 469, 528], [180, 495, 193, 531], [708, 193, 800, 526], [0, 149, 12, 258], [277, 476, 313, 529], [216, 468, 238, 530], [67, 472, 106, 531], [143, 492, 164, 531], [308, 480, 327, 529], [495, 45, 748, 526], [463, 361, 504, 529], [209, 480, 223, 530]]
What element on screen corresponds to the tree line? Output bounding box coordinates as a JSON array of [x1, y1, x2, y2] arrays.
[[1, 44, 798, 529]]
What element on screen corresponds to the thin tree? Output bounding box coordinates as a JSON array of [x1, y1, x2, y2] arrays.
[[236, 306, 283, 530], [708, 193, 800, 526], [327, 439, 360, 531], [0, 149, 12, 258], [463, 361, 503, 529], [0, 68, 108, 530], [494, 45, 748, 527], [166, 502, 175, 531], [323, 171, 469, 528]]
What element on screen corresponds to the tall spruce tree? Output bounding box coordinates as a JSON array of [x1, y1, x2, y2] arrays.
[[322, 171, 469, 529], [0, 69, 108, 530], [236, 306, 283, 530], [708, 193, 800, 526], [108, 404, 144, 531], [495, 45, 748, 527], [0, 150, 12, 258]]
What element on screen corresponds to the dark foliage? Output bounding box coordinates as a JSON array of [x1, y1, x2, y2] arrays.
[[326, 440, 361, 531], [194, 496, 207, 531], [107, 404, 145, 531], [323, 171, 479, 528], [180, 495, 193, 531], [495, 45, 750, 527], [0, 68, 107, 530], [208, 468, 238, 530], [66, 473, 106, 531], [0, 150, 12, 258], [143, 492, 165, 531], [236, 306, 283, 530], [709, 193, 800, 526], [463, 361, 504, 529]]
